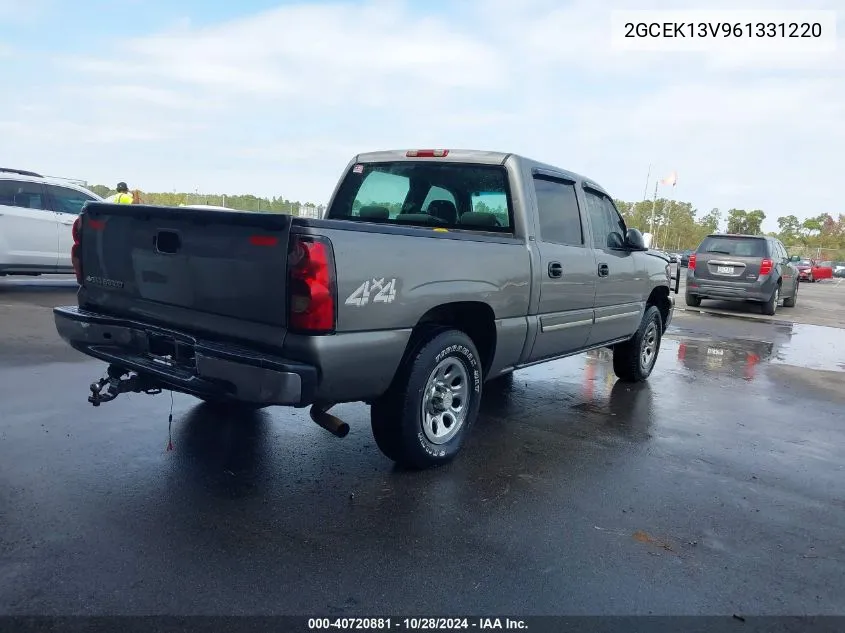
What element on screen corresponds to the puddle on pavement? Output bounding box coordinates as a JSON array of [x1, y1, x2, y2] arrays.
[[507, 319, 845, 419], [770, 323, 845, 373], [666, 319, 845, 378], [479, 317, 845, 447]]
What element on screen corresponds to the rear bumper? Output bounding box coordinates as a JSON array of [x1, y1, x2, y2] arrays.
[[685, 275, 775, 303], [53, 306, 317, 406]]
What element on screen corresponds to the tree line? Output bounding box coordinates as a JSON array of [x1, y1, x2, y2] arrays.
[[91, 185, 845, 260], [613, 198, 844, 259]]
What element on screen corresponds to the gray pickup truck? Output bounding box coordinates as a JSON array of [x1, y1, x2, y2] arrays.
[[54, 149, 678, 469]]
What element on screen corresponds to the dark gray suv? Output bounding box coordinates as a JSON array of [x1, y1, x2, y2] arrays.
[[685, 234, 799, 316]]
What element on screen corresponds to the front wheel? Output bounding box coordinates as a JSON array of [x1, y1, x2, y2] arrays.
[[370, 329, 483, 469], [612, 306, 663, 383]]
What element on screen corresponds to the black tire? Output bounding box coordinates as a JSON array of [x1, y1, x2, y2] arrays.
[[783, 281, 797, 307], [370, 329, 483, 469], [685, 293, 701, 307], [612, 306, 662, 383], [762, 285, 779, 316]]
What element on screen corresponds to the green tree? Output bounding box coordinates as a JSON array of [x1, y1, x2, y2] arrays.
[[726, 209, 748, 234], [698, 208, 721, 234], [746, 210, 766, 235], [777, 215, 802, 243]]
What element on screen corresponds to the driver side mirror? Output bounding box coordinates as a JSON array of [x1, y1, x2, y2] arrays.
[[624, 228, 647, 251]]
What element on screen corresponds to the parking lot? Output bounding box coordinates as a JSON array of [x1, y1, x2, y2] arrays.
[[1, 275, 844, 615], [675, 267, 844, 329]]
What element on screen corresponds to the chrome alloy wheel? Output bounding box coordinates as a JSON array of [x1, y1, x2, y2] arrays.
[[640, 321, 659, 371], [421, 357, 469, 445]]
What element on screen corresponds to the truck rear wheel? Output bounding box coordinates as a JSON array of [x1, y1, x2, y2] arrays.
[[612, 306, 662, 383], [370, 329, 482, 469]]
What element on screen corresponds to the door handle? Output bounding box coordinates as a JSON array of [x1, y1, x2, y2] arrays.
[[548, 261, 563, 278], [598, 263, 609, 277]]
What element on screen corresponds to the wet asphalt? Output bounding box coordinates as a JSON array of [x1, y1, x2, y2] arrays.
[[1, 277, 844, 616]]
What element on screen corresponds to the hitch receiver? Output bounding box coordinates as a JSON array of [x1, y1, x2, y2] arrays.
[[88, 365, 162, 406]]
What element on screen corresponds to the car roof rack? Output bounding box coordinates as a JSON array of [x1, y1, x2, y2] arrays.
[[0, 167, 44, 177]]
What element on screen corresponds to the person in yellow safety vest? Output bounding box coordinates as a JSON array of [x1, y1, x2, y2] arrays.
[[107, 182, 134, 204]]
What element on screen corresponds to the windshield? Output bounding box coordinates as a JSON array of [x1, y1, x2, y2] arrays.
[[798, 260, 812, 266], [698, 236, 767, 257], [327, 161, 513, 232]]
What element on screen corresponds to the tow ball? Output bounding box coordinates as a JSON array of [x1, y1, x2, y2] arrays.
[[88, 365, 162, 406]]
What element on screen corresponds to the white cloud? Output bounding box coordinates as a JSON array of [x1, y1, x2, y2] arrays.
[[3, 0, 844, 229]]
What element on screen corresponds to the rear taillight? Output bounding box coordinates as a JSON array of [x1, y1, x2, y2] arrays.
[[71, 216, 83, 284], [688, 254, 696, 270], [760, 258, 773, 276], [287, 235, 336, 333]]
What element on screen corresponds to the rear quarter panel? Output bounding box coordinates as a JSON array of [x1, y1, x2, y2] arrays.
[[286, 223, 532, 401]]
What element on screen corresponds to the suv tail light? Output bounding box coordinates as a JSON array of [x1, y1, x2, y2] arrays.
[[71, 216, 83, 284], [760, 258, 773, 276], [287, 234, 336, 333], [688, 253, 696, 270]]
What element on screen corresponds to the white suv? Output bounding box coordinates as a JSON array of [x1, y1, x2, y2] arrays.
[[0, 168, 104, 276]]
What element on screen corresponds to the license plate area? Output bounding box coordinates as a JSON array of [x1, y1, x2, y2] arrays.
[[145, 332, 196, 368], [716, 266, 734, 274]]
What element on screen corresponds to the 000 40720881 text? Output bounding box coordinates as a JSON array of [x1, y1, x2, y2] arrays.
[[623, 21, 823, 38]]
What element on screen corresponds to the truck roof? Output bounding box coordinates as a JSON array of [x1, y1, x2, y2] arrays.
[[354, 149, 610, 197]]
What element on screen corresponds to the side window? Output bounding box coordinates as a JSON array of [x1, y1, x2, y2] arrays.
[[532, 176, 583, 246], [47, 185, 96, 215], [603, 197, 627, 237], [0, 180, 45, 210], [350, 171, 410, 218], [584, 189, 624, 249]]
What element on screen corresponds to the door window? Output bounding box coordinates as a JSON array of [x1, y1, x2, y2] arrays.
[[47, 184, 97, 215], [0, 180, 45, 210], [584, 189, 625, 249], [533, 176, 584, 246]]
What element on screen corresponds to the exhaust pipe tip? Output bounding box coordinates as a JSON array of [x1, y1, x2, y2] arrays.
[[310, 404, 349, 438]]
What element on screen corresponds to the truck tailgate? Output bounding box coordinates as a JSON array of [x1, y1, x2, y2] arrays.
[[77, 202, 292, 344]]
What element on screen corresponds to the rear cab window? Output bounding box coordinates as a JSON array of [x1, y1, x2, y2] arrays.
[[327, 161, 514, 232], [698, 236, 768, 258]]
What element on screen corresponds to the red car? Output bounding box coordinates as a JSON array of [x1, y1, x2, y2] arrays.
[[795, 259, 833, 282]]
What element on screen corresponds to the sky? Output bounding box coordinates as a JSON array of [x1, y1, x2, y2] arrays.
[[1, 0, 843, 232]]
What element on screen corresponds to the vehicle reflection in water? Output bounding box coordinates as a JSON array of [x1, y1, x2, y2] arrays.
[[675, 338, 774, 382], [574, 348, 655, 441]]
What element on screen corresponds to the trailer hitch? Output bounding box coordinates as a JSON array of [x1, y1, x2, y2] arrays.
[[88, 365, 162, 406]]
